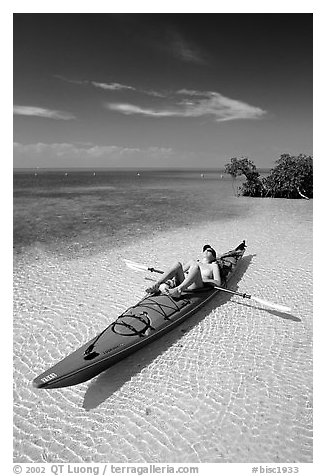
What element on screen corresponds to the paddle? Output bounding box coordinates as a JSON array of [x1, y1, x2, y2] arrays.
[[123, 258, 291, 313], [123, 259, 164, 274]]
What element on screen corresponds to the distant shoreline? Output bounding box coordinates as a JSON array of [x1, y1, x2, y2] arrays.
[[13, 167, 272, 174]]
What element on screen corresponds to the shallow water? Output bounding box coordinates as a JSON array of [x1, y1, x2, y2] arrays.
[[14, 170, 248, 259], [13, 171, 313, 463]]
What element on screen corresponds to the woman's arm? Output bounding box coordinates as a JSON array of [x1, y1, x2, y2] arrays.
[[183, 260, 195, 272]]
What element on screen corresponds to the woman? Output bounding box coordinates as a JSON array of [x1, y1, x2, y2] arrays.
[[145, 245, 222, 298]]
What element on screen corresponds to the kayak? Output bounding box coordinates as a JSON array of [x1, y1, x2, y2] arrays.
[[33, 240, 246, 389]]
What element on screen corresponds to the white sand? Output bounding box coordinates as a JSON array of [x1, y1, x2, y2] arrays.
[[13, 197, 312, 463]]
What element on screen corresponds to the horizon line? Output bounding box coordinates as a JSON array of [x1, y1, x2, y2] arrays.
[[13, 166, 272, 172]]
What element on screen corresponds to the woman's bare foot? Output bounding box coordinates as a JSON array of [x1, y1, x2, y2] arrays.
[[167, 286, 182, 298], [158, 283, 170, 294]]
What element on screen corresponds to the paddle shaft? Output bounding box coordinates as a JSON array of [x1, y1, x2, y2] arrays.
[[124, 258, 291, 313], [145, 266, 250, 298], [213, 286, 251, 299], [148, 267, 164, 274]]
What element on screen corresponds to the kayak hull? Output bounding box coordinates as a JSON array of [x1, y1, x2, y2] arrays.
[[33, 241, 246, 389]]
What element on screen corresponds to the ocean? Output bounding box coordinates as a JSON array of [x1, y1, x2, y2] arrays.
[[14, 169, 247, 259]]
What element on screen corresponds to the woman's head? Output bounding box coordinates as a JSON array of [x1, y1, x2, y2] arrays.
[[202, 244, 217, 262]]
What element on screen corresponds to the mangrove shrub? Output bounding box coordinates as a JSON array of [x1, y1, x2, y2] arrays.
[[224, 154, 313, 199]]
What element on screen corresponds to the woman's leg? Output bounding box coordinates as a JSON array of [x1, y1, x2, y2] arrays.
[[169, 260, 204, 297], [145, 261, 185, 293]]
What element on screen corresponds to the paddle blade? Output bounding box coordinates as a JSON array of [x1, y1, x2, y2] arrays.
[[123, 259, 148, 273], [250, 296, 291, 313]]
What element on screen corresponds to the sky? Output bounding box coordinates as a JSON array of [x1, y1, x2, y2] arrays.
[[13, 13, 313, 169]]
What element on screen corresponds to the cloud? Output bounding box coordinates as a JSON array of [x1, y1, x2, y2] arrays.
[[51, 76, 266, 122], [91, 81, 166, 97], [13, 105, 75, 120], [56, 75, 167, 98], [108, 103, 178, 117], [91, 81, 136, 92], [107, 90, 266, 122], [168, 30, 206, 64], [56, 75, 137, 91], [13, 142, 174, 168], [14, 142, 128, 158], [55, 75, 134, 91], [92, 82, 168, 98]]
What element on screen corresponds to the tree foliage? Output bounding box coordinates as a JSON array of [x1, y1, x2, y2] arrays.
[[224, 156, 263, 197], [262, 154, 313, 199], [224, 154, 313, 199]]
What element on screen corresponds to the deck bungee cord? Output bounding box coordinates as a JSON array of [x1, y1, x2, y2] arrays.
[[84, 292, 190, 355]]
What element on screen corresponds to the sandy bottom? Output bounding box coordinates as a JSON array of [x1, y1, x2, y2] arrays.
[[13, 197, 313, 463]]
